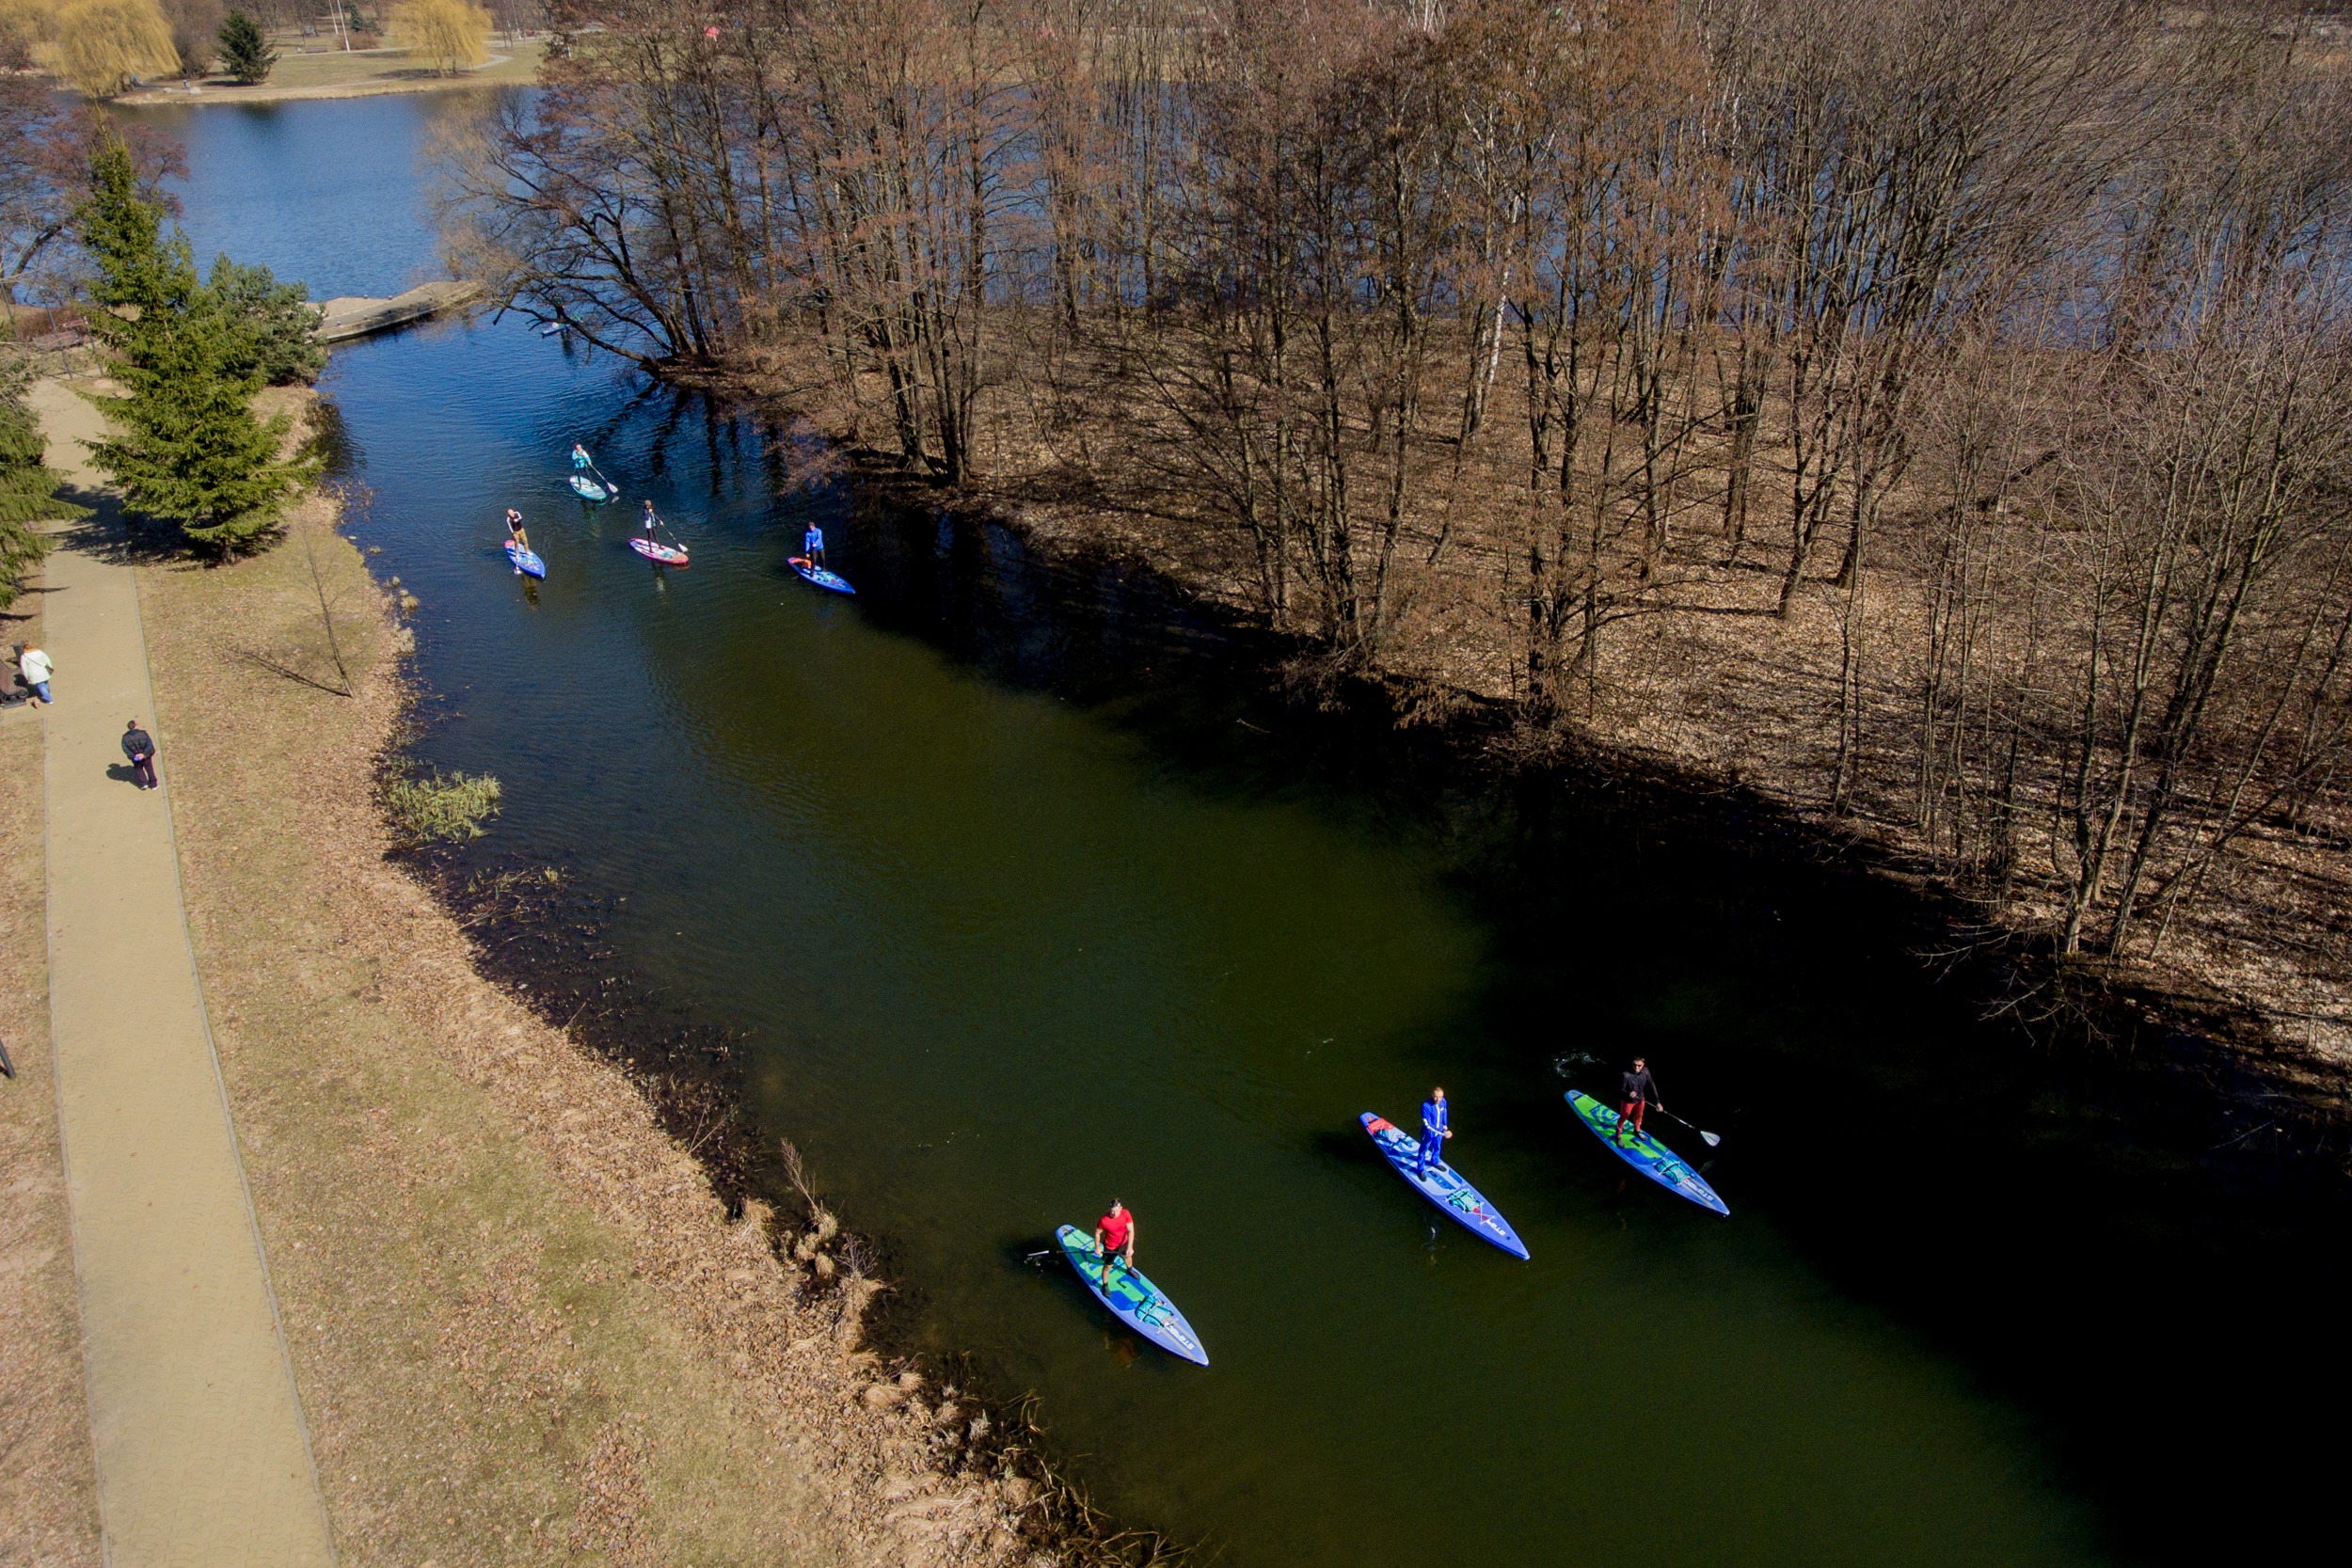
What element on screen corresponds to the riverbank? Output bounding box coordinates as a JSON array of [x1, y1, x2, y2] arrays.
[[695, 341, 2352, 1127], [111, 41, 543, 107], [1, 378, 1036, 1565]]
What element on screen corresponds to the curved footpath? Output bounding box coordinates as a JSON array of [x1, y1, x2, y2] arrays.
[[29, 382, 336, 1566], [7, 383, 1038, 1565]]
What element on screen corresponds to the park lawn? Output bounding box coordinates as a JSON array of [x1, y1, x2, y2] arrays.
[[119, 39, 546, 103]]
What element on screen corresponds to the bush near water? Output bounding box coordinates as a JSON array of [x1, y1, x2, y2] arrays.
[[381, 768, 502, 846]]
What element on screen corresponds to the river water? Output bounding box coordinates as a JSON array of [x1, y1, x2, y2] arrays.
[[120, 92, 2351, 1568]]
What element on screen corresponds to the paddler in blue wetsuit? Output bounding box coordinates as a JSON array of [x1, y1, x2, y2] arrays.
[[1094, 1201, 1136, 1280], [1419, 1087, 1452, 1175], [570, 442, 592, 470], [803, 521, 827, 569], [1618, 1056, 1663, 1146]]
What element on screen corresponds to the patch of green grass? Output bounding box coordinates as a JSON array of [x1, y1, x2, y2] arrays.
[[383, 768, 501, 845]]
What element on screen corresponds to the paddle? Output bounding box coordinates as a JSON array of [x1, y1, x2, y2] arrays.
[[1656, 1107, 1721, 1148]]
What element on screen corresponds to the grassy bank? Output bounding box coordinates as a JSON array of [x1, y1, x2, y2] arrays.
[[2, 367, 1031, 1563], [128, 487, 1028, 1564], [0, 588, 104, 1568]]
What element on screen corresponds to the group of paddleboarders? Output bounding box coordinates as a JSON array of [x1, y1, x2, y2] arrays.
[[1091, 1056, 1669, 1282], [1406, 1058, 1664, 1177]]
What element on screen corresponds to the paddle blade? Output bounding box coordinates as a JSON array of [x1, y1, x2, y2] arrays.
[[1701, 1130, 1723, 1148]]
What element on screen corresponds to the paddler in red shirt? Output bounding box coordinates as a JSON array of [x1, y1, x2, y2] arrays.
[[1094, 1201, 1136, 1280]]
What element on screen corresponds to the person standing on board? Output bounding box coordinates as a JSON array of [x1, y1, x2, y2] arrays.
[[1618, 1057, 1663, 1145], [803, 521, 828, 570], [120, 720, 157, 790], [505, 508, 532, 554], [571, 442, 592, 470], [1094, 1200, 1136, 1281], [1419, 1086, 1452, 1175]]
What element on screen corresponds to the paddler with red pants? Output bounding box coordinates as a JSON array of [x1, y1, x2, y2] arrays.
[[1618, 1056, 1663, 1145], [1094, 1200, 1136, 1280]]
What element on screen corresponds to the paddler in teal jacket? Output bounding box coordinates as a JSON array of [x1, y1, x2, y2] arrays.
[[1419, 1087, 1452, 1175]]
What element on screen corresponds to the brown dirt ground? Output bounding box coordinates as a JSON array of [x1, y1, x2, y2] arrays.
[[0, 584, 105, 1568], [0, 393, 1041, 1561], [724, 329, 2352, 1085]]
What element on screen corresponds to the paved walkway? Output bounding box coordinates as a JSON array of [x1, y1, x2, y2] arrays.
[[31, 383, 335, 1568]]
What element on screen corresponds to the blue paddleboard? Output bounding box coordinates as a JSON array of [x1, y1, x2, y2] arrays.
[[1566, 1090, 1729, 1215], [1359, 1113, 1530, 1259], [569, 474, 612, 502], [789, 556, 855, 594], [503, 539, 547, 578], [1054, 1225, 1208, 1365]]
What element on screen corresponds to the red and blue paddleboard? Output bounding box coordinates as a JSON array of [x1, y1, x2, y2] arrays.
[[1054, 1225, 1208, 1365], [1360, 1113, 1529, 1259], [788, 555, 854, 594]]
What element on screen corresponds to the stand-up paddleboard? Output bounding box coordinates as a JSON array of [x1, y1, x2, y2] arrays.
[[1566, 1091, 1728, 1215], [503, 539, 546, 578], [569, 474, 612, 502], [787, 555, 855, 594], [1054, 1225, 1209, 1366], [1359, 1114, 1530, 1259], [629, 536, 690, 567]]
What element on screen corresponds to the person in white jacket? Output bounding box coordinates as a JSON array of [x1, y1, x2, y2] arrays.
[[14, 642, 52, 706]]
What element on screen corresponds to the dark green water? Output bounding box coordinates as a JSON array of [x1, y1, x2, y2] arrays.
[[123, 93, 2352, 1568]]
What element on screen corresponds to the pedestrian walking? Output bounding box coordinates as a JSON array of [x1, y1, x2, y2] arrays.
[[15, 642, 52, 706], [121, 720, 157, 789]]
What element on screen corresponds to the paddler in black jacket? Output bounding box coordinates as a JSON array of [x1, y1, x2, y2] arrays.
[[1618, 1057, 1663, 1145]]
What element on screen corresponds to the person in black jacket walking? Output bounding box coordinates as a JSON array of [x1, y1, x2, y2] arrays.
[[1618, 1057, 1663, 1146], [121, 720, 156, 790]]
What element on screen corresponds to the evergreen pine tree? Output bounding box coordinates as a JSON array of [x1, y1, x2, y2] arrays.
[[0, 362, 88, 610], [209, 256, 326, 386], [78, 135, 310, 555], [216, 11, 277, 86]]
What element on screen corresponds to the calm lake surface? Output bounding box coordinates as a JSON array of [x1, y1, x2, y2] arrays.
[[123, 92, 2351, 1568]]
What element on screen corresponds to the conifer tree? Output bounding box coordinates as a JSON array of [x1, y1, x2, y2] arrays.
[[0, 360, 88, 610], [215, 10, 275, 85], [209, 256, 325, 385], [78, 134, 309, 555]]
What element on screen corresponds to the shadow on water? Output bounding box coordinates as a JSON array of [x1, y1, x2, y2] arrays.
[[801, 468, 2352, 1568]]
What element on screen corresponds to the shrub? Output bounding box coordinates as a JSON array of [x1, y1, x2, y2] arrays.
[[382, 768, 502, 845]]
